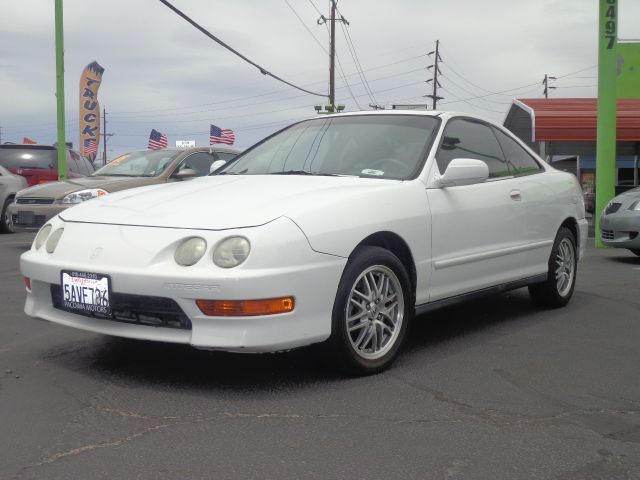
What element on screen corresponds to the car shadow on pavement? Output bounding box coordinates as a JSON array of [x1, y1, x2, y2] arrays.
[[40, 289, 544, 391], [404, 288, 541, 357], [608, 254, 640, 265]]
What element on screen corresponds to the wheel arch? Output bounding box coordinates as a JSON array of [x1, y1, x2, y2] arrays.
[[559, 217, 578, 245], [350, 231, 417, 305]]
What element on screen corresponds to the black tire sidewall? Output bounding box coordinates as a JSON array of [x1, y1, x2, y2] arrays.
[[0, 198, 14, 234], [330, 246, 412, 374], [537, 227, 577, 307]]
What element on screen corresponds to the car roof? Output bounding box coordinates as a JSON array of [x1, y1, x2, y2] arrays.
[[0, 144, 57, 151]]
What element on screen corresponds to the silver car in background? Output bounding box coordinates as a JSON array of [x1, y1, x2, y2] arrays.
[[600, 187, 640, 256], [0, 165, 28, 233]]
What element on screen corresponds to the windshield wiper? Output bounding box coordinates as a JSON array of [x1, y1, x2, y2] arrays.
[[271, 170, 340, 176]]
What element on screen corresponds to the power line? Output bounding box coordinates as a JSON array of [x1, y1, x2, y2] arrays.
[[158, 0, 327, 98]]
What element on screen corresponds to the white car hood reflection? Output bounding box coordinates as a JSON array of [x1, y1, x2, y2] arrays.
[[59, 174, 396, 230]]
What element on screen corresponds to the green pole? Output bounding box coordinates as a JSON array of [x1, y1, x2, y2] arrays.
[[595, 0, 618, 247], [55, 0, 67, 181]]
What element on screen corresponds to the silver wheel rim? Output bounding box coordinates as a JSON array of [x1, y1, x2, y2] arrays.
[[555, 238, 575, 297], [345, 265, 404, 360]]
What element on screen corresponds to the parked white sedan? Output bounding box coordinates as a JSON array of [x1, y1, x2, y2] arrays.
[[21, 111, 588, 374]]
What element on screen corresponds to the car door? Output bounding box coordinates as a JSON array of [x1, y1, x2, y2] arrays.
[[491, 126, 554, 272], [426, 117, 526, 301]]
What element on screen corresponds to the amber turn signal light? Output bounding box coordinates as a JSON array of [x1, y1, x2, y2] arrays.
[[196, 297, 295, 316], [23, 276, 32, 292]]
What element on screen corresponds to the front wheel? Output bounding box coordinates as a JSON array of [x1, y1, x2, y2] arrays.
[[329, 246, 412, 375], [0, 198, 15, 234], [529, 227, 577, 308]]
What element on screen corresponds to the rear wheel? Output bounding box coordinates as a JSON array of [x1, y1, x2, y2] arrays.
[[629, 249, 640, 257], [0, 197, 15, 234], [529, 227, 577, 308], [329, 246, 412, 375]]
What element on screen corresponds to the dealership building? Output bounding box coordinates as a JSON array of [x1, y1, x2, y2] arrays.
[[504, 98, 640, 196]]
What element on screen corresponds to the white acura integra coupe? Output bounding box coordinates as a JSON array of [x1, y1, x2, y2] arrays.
[[21, 111, 588, 374]]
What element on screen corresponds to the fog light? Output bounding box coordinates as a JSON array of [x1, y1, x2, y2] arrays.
[[34, 224, 52, 250], [196, 297, 295, 316], [174, 237, 207, 266], [45, 228, 64, 253]]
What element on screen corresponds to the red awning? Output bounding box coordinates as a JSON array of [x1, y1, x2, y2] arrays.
[[512, 98, 640, 142]]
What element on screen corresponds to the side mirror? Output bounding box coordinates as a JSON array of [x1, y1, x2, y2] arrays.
[[174, 168, 199, 180], [209, 159, 226, 174], [435, 158, 488, 188]]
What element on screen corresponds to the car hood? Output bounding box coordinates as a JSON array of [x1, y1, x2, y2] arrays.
[[59, 175, 399, 230], [613, 186, 640, 204], [16, 176, 161, 199]]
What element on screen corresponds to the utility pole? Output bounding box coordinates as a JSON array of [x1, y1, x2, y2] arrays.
[[426, 40, 444, 109], [329, 0, 336, 107], [0, 123, 2, 144], [543, 73, 557, 98], [317, 0, 348, 108]]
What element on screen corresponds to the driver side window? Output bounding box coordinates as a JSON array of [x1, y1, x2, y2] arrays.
[[436, 118, 509, 179]]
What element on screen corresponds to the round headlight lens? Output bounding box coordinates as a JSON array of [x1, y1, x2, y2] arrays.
[[213, 236, 250, 268], [34, 224, 52, 250], [174, 237, 207, 266], [45, 228, 64, 254]]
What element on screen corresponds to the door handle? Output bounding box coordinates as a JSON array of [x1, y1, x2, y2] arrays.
[[510, 190, 522, 201]]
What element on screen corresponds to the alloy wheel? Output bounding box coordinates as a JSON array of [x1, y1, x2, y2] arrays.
[[345, 265, 404, 360]]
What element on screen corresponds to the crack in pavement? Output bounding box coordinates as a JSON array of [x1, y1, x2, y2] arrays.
[[27, 423, 170, 468]]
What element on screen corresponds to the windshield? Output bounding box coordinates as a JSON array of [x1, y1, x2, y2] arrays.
[[0, 147, 57, 170], [221, 115, 439, 179], [93, 150, 181, 177]]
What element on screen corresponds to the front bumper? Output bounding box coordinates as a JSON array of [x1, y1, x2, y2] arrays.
[[8, 202, 67, 232], [600, 210, 640, 249], [21, 217, 347, 352]]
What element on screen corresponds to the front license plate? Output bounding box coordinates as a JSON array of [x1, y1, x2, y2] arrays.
[[17, 211, 35, 225], [60, 270, 112, 317]]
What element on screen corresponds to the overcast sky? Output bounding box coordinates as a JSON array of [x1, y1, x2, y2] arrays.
[[1, 0, 639, 157]]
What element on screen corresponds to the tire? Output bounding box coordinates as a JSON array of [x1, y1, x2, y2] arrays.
[[528, 227, 577, 308], [0, 197, 15, 234], [329, 246, 412, 375], [629, 249, 640, 257]]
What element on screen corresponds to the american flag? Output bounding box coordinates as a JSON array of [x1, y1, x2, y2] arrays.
[[148, 129, 168, 150], [83, 138, 98, 156], [210, 125, 235, 145]]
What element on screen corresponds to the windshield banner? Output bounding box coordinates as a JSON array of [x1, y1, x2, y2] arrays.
[[79, 61, 104, 162]]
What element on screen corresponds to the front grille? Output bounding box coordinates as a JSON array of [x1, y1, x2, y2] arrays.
[[11, 214, 47, 228], [605, 202, 622, 215], [601, 229, 614, 240], [50, 284, 192, 330], [16, 197, 55, 205]]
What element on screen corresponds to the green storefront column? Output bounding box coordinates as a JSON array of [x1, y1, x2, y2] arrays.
[[55, 0, 67, 180]]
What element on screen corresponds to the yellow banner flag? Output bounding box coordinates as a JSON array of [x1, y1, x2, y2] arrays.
[[79, 61, 104, 160]]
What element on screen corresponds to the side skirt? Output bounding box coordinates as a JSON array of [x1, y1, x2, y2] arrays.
[[415, 274, 548, 316]]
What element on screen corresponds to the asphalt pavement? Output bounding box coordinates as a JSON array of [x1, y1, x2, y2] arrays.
[[1, 232, 640, 480]]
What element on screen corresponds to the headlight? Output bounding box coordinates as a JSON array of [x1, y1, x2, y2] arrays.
[[45, 228, 64, 253], [34, 224, 52, 250], [174, 237, 207, 266], [629, 200, 640, 211], [61, 188, 107, 204], [213, 236, 250, 268]]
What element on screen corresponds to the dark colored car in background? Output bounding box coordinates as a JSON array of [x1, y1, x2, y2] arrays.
[[0, 144, 95, 186]]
